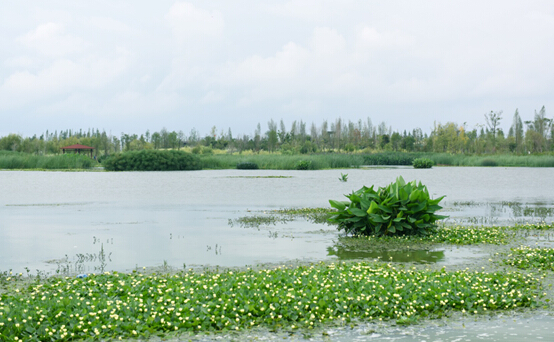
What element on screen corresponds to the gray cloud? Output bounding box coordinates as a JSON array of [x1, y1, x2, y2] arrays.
[[1, 0, 553, 137]]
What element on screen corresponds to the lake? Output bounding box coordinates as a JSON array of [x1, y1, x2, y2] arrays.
[[1, 167, 554, 341], [1, 167, 553, 274]]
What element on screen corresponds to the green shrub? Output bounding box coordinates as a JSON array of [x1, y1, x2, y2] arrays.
[[361, 152, 419, 165], [103, 150, 201, 171], [481, 158, 498, 167], [295, 160, 313, 170], [412, 158, 434, 169], [191, 145, 202, 154], [201, 146, 213, 155], [236, 161, 259, 169], [328, 176, 447, 237]]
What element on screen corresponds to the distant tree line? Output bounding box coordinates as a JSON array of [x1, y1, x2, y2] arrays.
[[1, 106, 552, 156]]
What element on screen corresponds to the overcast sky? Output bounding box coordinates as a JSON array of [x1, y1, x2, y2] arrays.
[[1, 1, 553, 138]]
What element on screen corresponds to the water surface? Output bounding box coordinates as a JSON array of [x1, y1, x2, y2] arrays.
[[1, 167, 553, 274]]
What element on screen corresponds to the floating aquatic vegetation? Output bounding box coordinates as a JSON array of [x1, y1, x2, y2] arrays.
[[503, 246, 554, 271], [0, 262, 543, 341]]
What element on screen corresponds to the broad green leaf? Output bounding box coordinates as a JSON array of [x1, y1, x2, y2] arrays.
[[329, 200, 346, 210], [348, 208, 367, 217], [409, 190, 420, 202], [367, 201, 379, 214], [377, 204, 392, 213]]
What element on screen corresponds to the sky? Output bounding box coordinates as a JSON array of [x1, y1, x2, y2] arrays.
[[1, 1, 553, 138]]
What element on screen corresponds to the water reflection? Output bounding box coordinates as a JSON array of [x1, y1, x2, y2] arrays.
[[443, 201, 554, 225], [52, 243, 112, 275], [327, 247, 445, 263]]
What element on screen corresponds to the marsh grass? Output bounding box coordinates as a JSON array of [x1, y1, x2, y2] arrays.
[[0, 262, 543, 341], [200, 154, 364, 170], [229, 208, 336, 228], [0, 151, 94, 169], [425, 153, 554, 167]]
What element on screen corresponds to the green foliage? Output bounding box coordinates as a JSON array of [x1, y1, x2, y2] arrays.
[[412, 158, 433, 169], [503, 246, 554, 271], [0, 151, 94, 170], [0, 263, 542, 340], [295, 160, 313, 170], [103, 150, 201, 171], [339, 173, 348, 182], [328, 177, 447, 236], [191, 145, 202, 154], [236, 161, 259, 169], [362, 152, 420, 165], [480, 158, 498, 167]]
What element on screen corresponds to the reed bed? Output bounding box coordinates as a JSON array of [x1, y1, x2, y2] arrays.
[[200, 153, 365, 170], [0, 151, 94, 170]]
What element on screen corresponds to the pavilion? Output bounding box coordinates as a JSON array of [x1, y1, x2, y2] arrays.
[[61, 144, 95, 158]]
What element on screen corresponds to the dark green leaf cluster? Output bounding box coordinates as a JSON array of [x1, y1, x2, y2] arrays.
[[295, 160, 313, 170], [236, 161, 259, 169], [328, 177, 448, 236], [362, 152, 422, 165], [103, 150, 202, 171], [412, 158, 434, 169], [480, 158, 498, 167]]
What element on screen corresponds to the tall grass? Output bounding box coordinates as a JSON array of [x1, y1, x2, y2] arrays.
[[201, 152, 554, 169], [0, 151, 94, 169], [424, 153, 554, 167], [200, 153, 365, 170]]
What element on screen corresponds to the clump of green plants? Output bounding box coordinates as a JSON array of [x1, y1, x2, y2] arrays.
[[103, 150, 201, 171], [481, 158, 498, 167], [334, 225, 513, 251], [0, 151, 94, 170], [412, 158, 433, 169], [295, 160, 313, 170], [513, 222, 554, 230], [429, 225, 514, 245], [503, 246, 554, 271], [0, 263, 542, 341], [236, 161, 259, 169], [328, 176, 447, 236], [339, 173, 348, 182], [272, 207, 336, 225]]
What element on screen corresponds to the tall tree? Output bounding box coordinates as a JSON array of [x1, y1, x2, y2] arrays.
[[484, 110, 503, 152], [510, 109, 524, 153]]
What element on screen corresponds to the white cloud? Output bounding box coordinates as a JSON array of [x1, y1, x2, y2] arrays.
[[166, 2, 224, 39], [16, 22, 89, 57], [229, 42, 309, 84], [0, 48, 131, 107], [87, 16, 132, 33]]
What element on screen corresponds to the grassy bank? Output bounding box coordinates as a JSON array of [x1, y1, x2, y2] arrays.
[[425, 153, 554, 167], [3, 150, 554, 171], [0, 151, 95, 170], [200, 153, 366, 170], [200, 152, 554, 170], [0, 262, 542, 341]]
